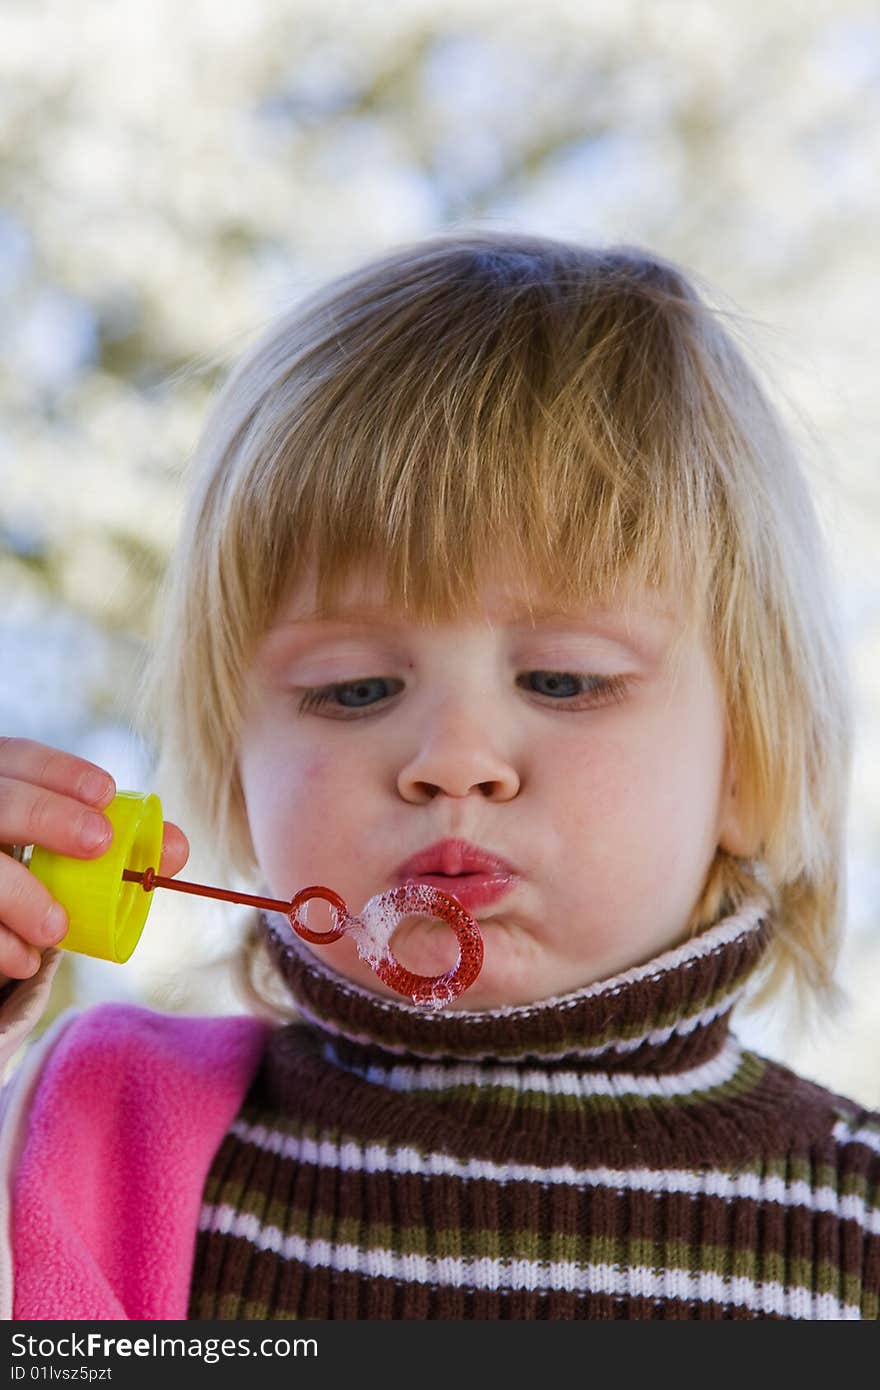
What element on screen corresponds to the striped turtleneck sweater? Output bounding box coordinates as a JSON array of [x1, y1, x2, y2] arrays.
[[188, 895, 880, 1320]]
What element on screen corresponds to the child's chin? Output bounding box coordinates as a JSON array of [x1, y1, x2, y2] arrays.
[[363, 919, 462, 981], [442, 970, 548, 1011], [386, 921, 556, 1011], [318, 921, 552, 1011]]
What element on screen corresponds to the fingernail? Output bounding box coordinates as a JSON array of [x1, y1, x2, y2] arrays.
[[43, 903, 68, 944], [79, 812, 111, 849], [80, 771, 113, 804]]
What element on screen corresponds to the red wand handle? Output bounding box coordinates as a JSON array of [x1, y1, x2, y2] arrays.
[[122, 868, 295, 915]]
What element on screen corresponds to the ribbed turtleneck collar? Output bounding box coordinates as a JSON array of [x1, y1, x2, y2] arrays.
[[259, 892, 774, 1078]]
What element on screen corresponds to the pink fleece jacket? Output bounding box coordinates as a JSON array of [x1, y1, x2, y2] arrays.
[[11, 1001, 270, 1320]]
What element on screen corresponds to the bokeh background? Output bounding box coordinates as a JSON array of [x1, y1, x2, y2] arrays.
[[1, 0, 878, 1103]]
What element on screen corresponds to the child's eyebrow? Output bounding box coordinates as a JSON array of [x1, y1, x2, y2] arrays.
[[267, 601, 679, 644]]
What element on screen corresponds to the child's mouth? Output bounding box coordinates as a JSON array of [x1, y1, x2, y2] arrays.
[[396, 871, 518, 911]]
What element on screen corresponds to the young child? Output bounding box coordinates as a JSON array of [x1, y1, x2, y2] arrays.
[[1, 232, 878, 1321]]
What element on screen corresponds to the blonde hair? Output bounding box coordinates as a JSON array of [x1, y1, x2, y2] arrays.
[[135, 230, 854, 1023]]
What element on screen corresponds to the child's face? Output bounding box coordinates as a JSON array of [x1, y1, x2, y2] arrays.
[[238, 562, 750, 1009]]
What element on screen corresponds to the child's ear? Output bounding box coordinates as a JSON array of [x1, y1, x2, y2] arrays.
[[717, 766, 758, 858]]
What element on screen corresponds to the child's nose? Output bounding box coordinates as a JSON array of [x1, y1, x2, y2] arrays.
[[396, 702, 520, 802]]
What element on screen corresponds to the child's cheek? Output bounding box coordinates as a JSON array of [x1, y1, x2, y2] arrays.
[[298, 754, 332, 790], [296, 754, 353, 820]]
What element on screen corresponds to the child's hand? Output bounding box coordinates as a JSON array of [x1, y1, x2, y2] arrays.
[[0, 737, 189, 983]]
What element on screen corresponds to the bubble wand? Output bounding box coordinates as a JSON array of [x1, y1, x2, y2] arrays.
[[25, 791, 484, 1009]]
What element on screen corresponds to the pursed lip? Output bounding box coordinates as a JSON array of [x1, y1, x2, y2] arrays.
[[391, 839, 521, 913], [392, 837, 520, 880]]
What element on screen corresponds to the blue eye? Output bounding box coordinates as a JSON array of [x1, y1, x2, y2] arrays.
[[298, 677, 399, 714], [526, 671, 581, 698], [521, 672, 629, 703]]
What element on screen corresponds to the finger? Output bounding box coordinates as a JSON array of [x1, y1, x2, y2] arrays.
[[0, 776, 113, 861], [0, 923, 42, 980], [0, 737, 115, 808], [0, 853, 69, 958], [158, 822, 190, 878]]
